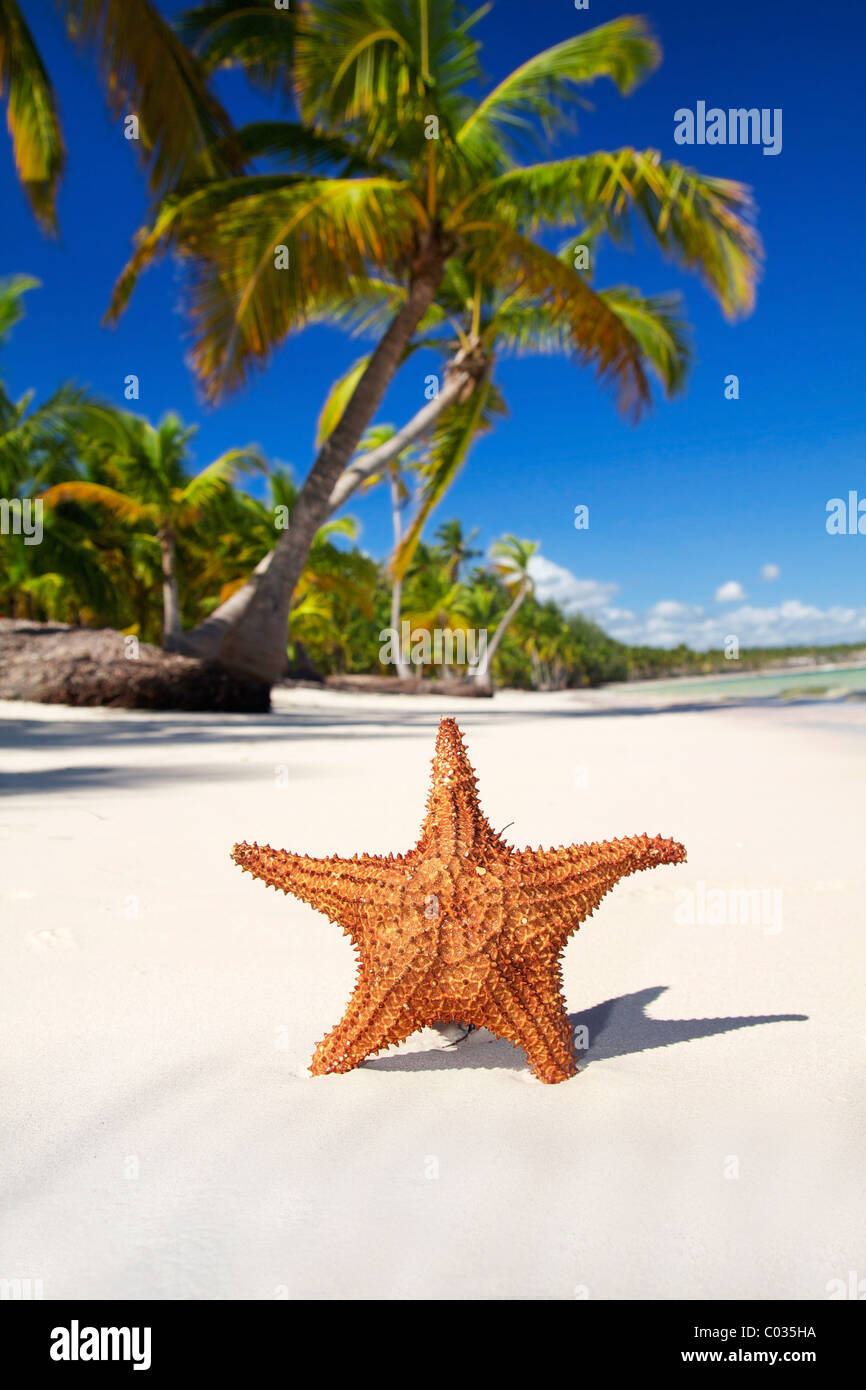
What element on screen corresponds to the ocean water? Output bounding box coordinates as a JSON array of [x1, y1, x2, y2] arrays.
[[622, 664, 866, 700]]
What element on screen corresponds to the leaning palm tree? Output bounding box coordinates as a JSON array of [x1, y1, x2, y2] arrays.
[[472, 535, 538, 686], [285, 238, 691, 556], [0, 0, 237, 233], [351, 264, 690, 577], [108, 3, 760, 685], [40, 411, 262, 647]]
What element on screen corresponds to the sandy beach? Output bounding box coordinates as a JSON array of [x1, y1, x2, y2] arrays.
[[1, 687, 864, 1300]]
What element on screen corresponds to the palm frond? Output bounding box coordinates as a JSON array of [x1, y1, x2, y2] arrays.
[[310, 275, 451, 342], [598, 286, 691, 395], [179, 444, 264, 511], [457, 16, 659, 169], [463, 226, 652, 415], [494, 284, 691, 397], [40, 479, 155, 524], [312, 513, 358, 543], [0, 1, 65, 231], [107, 174, 423, 400], [292, 0, 483, 154], [0, 272, 40, 343], [467, 150, 761, 318], [179, 0, 297, 98], [316, 353, 372, 448], [392, 369, 503, 580], [229, 119, 386, 177], [0, 385, 98, 493], [490, 533, 538, 580], [61, 0, 240, 197]]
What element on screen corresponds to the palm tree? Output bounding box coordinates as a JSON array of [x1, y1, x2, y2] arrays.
[[231, 263, 689, 649], [107, 3, 760, 684], [288, 258, 691, 566], [370, 268, 689, 575], [433, 519, 481, 581], [524, 601, 577, 690], [473, 535, 538, 686], [346, 424, 422, 680], [290, 519, 378, 674], [401, 560, 476, 681], [190, 464, 374, 674], [0, 277, 111, 620], [0, 0, 237, 234], [40, 412, 262, 647]]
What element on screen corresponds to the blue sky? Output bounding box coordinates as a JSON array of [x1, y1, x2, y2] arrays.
[[2, 0, 864, 649]]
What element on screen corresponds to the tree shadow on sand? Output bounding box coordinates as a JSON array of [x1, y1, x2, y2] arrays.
[[363, 985, 808, 1077]]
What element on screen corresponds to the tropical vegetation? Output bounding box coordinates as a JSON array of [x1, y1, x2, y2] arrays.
[[4, 279, 859, 692], [3, 4, 803, 699], [99, 1, 762, 684]]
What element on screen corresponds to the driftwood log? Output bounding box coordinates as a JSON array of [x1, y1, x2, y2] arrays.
[[0, 620, 270, 712]]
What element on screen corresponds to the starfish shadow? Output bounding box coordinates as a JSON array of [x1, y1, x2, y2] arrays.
[[362, 986, 808, 1076], [568, 986, 808, 1063]]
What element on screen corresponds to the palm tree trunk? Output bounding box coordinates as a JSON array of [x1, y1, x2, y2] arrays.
[[178, 251, 447, 684], [158, 527, 182, 651], [327, 346, 481, 513], [473, 580, 530, 688], [389, 472, 411, 681], [178, 342, 481, 664]]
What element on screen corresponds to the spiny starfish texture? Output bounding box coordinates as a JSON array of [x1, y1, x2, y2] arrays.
[[232, 718, 686, 1084]]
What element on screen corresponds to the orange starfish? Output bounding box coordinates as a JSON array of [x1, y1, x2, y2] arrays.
[[232, 718, 686, 1084]]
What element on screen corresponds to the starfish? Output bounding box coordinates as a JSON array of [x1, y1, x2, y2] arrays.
[[232, 718, 686, 1084]]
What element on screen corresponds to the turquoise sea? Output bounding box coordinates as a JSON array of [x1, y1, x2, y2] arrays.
[[621, 664, 866, 701]]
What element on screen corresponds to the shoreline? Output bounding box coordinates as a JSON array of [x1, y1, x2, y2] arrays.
[[619, 657, 866, 690]]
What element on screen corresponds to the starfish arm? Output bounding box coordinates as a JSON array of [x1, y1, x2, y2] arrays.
[[414, 717, 507, 858], [311, 960, 437, 1075], [513, 834, 687, 945], [473, 954, 578, 1084], [231, 842, 408, 945]]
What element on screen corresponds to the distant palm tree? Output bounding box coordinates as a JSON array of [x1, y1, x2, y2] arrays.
[[402, 562, 475, 681], [41, 412, 261, 647], [109, 3, 760, 685], [347, 423, 422, 680], [289, 521, 378, 674], [522, 601, 578, 690], [473, 535, 538, 686], [433, 519, 481, 582], [0, 0, 236, 233]]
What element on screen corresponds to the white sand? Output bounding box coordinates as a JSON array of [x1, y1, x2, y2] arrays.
[[1, 687, 864, 1300]]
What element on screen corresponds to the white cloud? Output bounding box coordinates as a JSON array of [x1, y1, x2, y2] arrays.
[[604, 600, 866, 651], [715, 580, 747, 603], [527, 554, 619, 614], [761, 563, 781, 581], [649, 600, 699, 619], [525, 554, 866, 651]]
